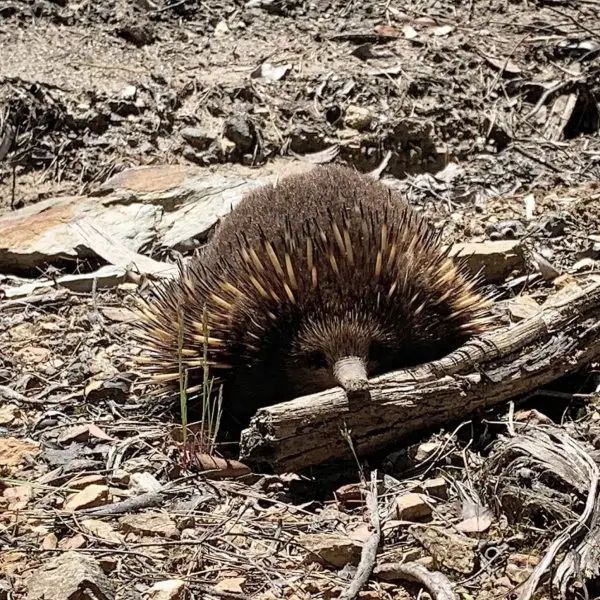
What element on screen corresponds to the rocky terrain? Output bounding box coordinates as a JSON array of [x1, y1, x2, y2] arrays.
[[1, 0, 600, 599]]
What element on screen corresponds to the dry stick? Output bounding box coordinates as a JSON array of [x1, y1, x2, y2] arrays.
[[75, 492, 168, 517], [512, 428, 599, 600], [240, 281, 600, 472], [374, 562, 456, 600], [339, 471, 381, 600], [553, 487, 600, 595]]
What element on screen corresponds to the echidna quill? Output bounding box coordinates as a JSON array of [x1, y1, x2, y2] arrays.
[[131, 165, 495, 432]]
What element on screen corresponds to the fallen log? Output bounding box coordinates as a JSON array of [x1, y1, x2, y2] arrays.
[[239, 280, 600, 473]]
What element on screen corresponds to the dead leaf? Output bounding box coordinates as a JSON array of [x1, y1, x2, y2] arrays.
[[63, 484, 110, 512], [402, 25, 418, 39], [432, 25, 454, 36], [214, 577, 246, 594], [532, 251, 561, 280], [99, 306, 136, 322], [193, 453, 252, 479], [86, 424, 116, 442], [508, 295, 541, 320], [456, 514, 493, 533], [250, 62, 291, 81]]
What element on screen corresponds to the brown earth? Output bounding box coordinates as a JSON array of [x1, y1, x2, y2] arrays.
[[1, 0, 600, 599]]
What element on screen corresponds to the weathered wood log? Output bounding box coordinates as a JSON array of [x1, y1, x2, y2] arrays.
[[239, 281, 600, 473]]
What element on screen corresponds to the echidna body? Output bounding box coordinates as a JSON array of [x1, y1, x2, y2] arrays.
[[132, 166, 494, 430]]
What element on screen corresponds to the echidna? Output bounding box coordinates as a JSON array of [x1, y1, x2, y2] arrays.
[[131, 165, 495, 432]]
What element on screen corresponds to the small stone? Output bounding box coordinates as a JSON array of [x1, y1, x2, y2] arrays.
[[0, 404, 20, 425], [147, 579, 186, 600], [410, 524, 477, 574], [181, 127, 216, 151], [81, 519, 123, 544], [348, 523, 371, 543], [15, 346, 50, 365], [223, 114, 255, 152], [120, 85, 137, 100], [395, 493, 433, 521], [120, 512, 180, 539], [129, 472, 163, 493], [299, 533, 362, 568], [414, 442, 440, 463], [64, 484, 110, 512], [415, 477, 448, 499], [496, 576, 513, 590], [447, 240, 525, 283], [110, 469, 130, 485], [344, 105, 372, 131], [4, 485, 33, 511], [27, 551, 114, 600], [334, 482, 366, 506], [41, 533, 58, 550], [69, 474, 107, 490], [214, 20, 229, 36], [60, 533, 87, 550], [506, 553, 540, 585]]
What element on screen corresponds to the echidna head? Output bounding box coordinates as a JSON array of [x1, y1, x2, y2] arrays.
[[285, 311, 395, 398]]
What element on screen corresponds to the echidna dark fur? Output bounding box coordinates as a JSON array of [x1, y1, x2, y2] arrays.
[[131, 165, 496, 434]]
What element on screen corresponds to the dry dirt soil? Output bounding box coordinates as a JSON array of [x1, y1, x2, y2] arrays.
[[1, 0, 600, 599]]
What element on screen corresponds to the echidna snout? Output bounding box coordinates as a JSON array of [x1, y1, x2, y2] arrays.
[[286, 314, 387, 398], [332, 357, 369, 396]]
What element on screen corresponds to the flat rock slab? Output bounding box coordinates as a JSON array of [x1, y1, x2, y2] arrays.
[[0, 164, 275, 274], [0, 194, 161, 271]]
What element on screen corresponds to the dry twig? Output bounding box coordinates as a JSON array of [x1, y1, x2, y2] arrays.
[[374, 561, 456, 600], [339, 471, 381, 600]]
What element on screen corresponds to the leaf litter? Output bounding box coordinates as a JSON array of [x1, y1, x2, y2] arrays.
[[1, 0, 600, 599]]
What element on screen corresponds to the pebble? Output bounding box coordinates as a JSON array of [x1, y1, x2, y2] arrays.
[[395, 492, 433, 521]]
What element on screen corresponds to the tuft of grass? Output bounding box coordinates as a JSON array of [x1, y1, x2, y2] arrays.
[[176, 303, 223, 458], [199, 305, 223, 455]]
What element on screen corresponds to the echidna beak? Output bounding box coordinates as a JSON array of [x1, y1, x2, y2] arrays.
[[332, 356, 370, 401]]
